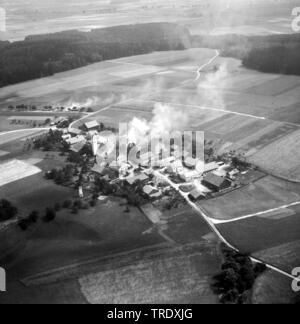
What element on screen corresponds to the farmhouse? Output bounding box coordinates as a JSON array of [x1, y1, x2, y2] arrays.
[[143, 185, 162, 199], [202, 174, 231, 192], [69, 128, 82, 136], [188, 189, 205, 202], [84, 120, 100, 131]]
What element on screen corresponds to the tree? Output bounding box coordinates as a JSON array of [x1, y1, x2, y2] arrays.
[[0, 199, 18, 221], [63, 200, 72, 208], [28, 211, 39, 223], [44, 207, 56, 222], [54, 203, 61, 212]]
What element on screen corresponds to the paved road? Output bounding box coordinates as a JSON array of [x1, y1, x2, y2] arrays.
[[211, 201, 300, 225]]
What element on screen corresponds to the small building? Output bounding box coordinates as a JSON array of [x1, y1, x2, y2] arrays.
[[178, 169, 202, 182], [65, 135, 86, 146], [62, 134, 71, 141], [84, 120, 100, 132], [70, 141, 86, 153], [183, 157, 197, 169], [202, 174, 231, 192], [188, 189, 205, 202], [143, 185, 162, 199], [69, 128, 82, 137], [204, 162, 223, 174]]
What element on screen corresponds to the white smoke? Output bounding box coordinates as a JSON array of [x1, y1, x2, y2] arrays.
[[127, 102, 189, 146], [196, 63, 228, 108]]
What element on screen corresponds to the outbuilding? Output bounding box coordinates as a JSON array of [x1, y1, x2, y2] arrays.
[[202, 174, 231, 192], [84, 120, 100, 131]]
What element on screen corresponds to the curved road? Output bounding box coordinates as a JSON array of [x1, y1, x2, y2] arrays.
[[154, 170, 299, 283]]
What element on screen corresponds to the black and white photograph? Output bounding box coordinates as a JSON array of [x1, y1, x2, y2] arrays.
[[0, 0, 300, 306]]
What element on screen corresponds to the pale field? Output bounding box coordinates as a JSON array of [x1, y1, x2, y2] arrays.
[[79, 243, 219, 304], [1, 0, 296, 42], [248, 130, 300, 179], [0, 159, 41, 187], [0, 129, 46, 145]]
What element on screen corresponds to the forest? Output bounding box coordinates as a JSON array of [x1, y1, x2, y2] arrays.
[[192, 33, 300, 76], [0, 23, 190, 87]]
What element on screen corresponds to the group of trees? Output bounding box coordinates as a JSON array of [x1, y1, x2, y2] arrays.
[[0, 200, 18, 222], [34, 129, 68, 152], [211, 244, 267, 304], [0, 23, 190, 87], [46, 164, 76, 185]]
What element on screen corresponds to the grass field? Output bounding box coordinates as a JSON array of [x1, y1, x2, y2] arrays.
[[200, 176, 300, 221], [0, 129, 47, 145], [216, 208, 300, 273], [79, 243, 220, 304], [248, 130, 300, 179], [252, 270, 300, 304]]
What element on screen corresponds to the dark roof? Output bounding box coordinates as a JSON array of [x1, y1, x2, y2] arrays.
[[203, 173, 227, 188], [70, 141, 86, 153]]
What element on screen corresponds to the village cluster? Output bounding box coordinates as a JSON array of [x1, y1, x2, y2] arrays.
[[46, 117, 259, 222]]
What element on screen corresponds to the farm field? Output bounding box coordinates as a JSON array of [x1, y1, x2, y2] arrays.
[[200, 176, 300, 221], [0, 160, 41, 188], [0, 49, 214, 111], [79, 242, 220, 304], [0, 129, 47, 146], [252, 270, 300, 304], [216, 206, 300, 273], [248, 130, 300, 180]]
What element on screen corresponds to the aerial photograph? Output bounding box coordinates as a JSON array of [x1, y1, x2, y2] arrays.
[[0, 0, 300, 306]]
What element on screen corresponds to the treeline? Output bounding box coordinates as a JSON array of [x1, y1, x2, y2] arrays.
[[192, 33, 300, 76], [0, 23, 190, 87]]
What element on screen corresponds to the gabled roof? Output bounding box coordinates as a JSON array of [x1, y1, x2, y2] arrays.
[[69, 128, 82, 135], [85, 120, 100, 129], [189, 189, 204, 200], [70, 141, 86, 153], [66, 135, 86, 145], [203, 173, 227, 188], [143, 185, 158, 196]]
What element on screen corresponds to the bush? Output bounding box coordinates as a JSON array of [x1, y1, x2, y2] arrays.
[[54, 203, 61, 212], [0, 199, 18, 222], [28, 211, 39, 223], [63, 200, 72, 209], [44, 207, 56, 222]]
